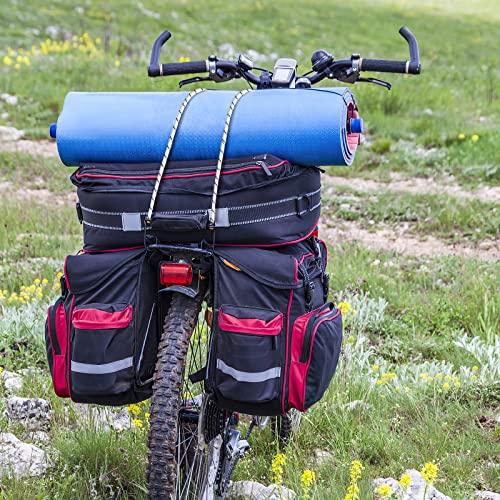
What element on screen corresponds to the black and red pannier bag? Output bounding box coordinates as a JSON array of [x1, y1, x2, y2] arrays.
[[70, 154, 321, 250], [207, 238, 342, 415], [45, 248, 160, 405]]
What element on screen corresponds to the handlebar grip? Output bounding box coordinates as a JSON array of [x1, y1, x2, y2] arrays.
[[148, 60, 208, 77], [360, 59, 407, 73], [399, 26, 421, 74], [149, 30, 171, 67]]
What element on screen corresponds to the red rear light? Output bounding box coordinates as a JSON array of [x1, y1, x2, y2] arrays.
[[160, 262, 193, 286]]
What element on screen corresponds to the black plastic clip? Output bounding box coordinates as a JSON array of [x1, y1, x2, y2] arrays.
[[75, 202, 83, 224], [295, 194, 312, 217]]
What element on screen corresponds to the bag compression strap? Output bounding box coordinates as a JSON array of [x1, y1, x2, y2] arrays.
[[208, 89, 250, 230], [145, 88, 206, 225]]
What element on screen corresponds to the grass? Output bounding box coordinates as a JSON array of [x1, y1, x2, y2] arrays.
[[323, 187, 500, 242], [0, 0, 499, 498]]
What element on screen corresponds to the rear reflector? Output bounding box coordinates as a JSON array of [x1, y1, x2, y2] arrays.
[[160, 262, 193, 286]]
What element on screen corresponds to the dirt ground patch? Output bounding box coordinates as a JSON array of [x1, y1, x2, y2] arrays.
[[0, 125, 58, 158], [0, 181, 76, 206], [324, 173, 500, 203], [320, 218, 499, 262]]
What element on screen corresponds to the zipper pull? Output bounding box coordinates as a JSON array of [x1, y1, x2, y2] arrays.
[[271, 335, 277, 350], [256, 160, 272, 177]]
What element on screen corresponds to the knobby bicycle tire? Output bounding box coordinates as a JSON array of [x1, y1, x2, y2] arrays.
[[147, 288, 221, 499]]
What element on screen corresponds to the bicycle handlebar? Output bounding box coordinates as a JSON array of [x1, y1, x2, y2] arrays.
[[147, 26, 421, 87], [359, 27, 420, 75]]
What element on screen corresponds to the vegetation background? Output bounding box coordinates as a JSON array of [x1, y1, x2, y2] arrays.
[[0, 0, 498, 498]]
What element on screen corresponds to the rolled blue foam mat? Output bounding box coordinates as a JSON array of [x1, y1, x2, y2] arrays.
[[55, 88, 359, 167]]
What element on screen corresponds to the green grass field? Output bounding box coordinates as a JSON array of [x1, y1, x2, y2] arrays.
[[0, 0, 499, 498]]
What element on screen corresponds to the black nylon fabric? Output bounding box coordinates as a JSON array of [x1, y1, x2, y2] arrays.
[[45, 249, 160, 405], [71, 154, 321, 250], [208, 238, 331, 416]]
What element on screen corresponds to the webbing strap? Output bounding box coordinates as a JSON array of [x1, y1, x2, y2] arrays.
[[146, 88, 206, 222], [78, 187, 321, 233], [208, 89, 250, 229]]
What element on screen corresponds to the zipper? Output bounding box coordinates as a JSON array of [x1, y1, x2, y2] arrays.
[[76, 159, 288, 180], [298, 263, 315, 311], [299, 306, 340, 363], [48, 298, 63, 355]]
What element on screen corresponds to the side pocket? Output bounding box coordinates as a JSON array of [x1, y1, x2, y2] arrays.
[[288, 303, 342, 411], [214, 305, 283, 404], [70, 303, 135, 397], [45, 297, 71, 398]]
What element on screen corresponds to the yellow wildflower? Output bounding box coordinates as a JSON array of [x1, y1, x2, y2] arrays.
[[399, 473, 411, 488], [114, 60, 120, 67], [376, 484, 392, 497], [301, 469, 316, 499], [471, 134, 479, 142], [472, 366, 479, 371], [419, 373, 428, 380], [372, 365, 379, 372], [338, 301, 355, 315], [271, 453, 286, 484], [436, 373, 442, 379], [376, 380, 383, 385], [0, 367, 3, 374], [7, 47, 15, 56], [458, 133, 465, 140], [427, 376, 434, 382], [420, 462, 438, 484], [472, 375, 478, 380], [132, 418, 143, 428], [443, 383, 449, 389], [127, 403, 141, 416], [42, 279, 49, 285], [343, 460, 364, 500], [145, 412, 150, 420], [3, 56, 13, 66], [445, 375, 451, 381]]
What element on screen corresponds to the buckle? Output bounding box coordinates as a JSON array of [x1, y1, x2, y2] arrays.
[[295, 194, 312, 216]]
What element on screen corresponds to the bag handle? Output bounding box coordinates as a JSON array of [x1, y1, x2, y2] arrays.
[[145, 88, 206, 225], [208, 89, 250, 230]]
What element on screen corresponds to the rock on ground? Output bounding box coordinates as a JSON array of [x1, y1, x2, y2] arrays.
[[373, 469, 451, 500], [0, 432, 49, 477], [0, 125, 24, 141], [476, 493, 500, 500], [228, 481, 296, 499], [5, 397, 53, 428], [1, 370, 23, 392], [73, 404, 131, 431]]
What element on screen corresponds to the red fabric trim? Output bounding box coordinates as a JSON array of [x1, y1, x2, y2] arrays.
[[72, 306, 133, 330], [67, 295, 75, 399], [301, 310, 341, 406], [75, 161, 288, 181], [218, 309, 282, 335], [298, 252, 315, 265], [53, 355, 70, 398], [287, 307, 320, 411], [47, 302, 71, 397], [82, 245, 144, 253], [281, 258, 299, 413]]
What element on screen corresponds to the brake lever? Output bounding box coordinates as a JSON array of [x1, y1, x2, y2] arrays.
[[179, 76, 211, 87], [357, 77, 392, 90]]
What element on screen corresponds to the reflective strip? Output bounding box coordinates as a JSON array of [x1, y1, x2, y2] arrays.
[[71, 356, 133, 374], [216, 359, 280, 383]]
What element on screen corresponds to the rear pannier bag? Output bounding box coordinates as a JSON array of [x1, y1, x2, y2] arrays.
[[208, 238, 342, 416], [70, 154, 321, 251], [45, 248, 160, 405]]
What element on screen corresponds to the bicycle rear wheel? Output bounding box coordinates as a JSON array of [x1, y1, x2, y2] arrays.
[[146, 291, 227, 499]]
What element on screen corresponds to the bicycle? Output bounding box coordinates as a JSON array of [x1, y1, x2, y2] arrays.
[[143, 26, 421, 499]]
